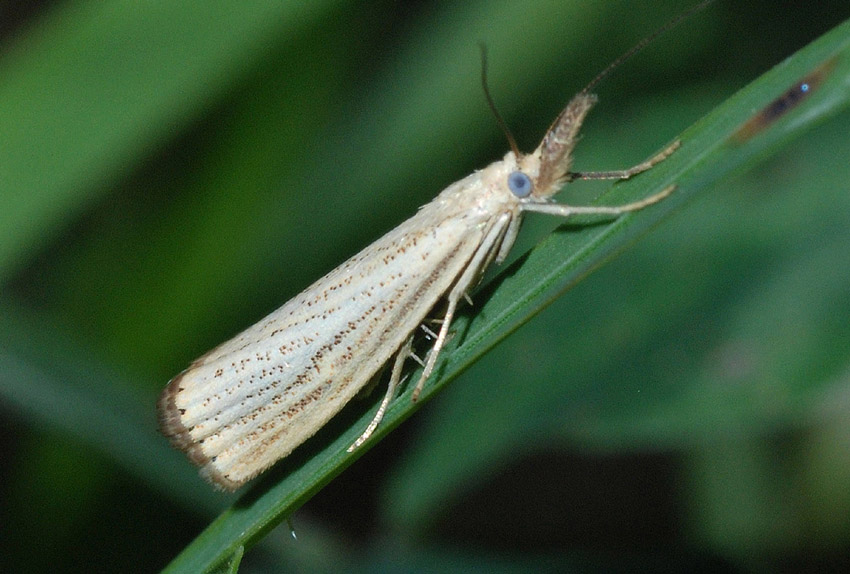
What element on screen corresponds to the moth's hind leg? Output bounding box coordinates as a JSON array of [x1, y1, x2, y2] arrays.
[[348, 335, 414, 452]]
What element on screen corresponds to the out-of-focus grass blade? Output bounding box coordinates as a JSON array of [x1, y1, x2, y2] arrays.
[[0, 0, 345, 281], [0, 300, 231, 514]]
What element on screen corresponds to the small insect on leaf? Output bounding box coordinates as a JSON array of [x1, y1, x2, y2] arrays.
[[157, 3, 714, 491]]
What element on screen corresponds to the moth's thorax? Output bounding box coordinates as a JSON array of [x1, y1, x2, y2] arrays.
[[433, 154, 524, 217]]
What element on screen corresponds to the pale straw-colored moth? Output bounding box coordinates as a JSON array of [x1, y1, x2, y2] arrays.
[[158, 4, 710, 491]]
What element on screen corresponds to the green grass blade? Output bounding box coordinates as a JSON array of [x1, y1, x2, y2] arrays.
[[161, 16, 850, 574]]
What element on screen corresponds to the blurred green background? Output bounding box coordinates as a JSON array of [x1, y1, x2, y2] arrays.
[[2, 0, 850, 572]]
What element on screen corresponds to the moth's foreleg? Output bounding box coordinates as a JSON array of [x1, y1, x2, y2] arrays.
[[567, 139, 680, 182]]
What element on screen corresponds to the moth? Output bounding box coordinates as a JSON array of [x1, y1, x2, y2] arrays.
[[158, 34, 688, 492]]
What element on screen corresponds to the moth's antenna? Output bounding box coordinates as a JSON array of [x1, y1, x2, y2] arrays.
[[580, 0, 715, 95], [480, 44, 521, 157]]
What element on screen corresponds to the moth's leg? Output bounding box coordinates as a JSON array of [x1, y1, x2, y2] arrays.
[[412, 214, 512, 401], [419, 323, 439, 340], [412, 297, 456, 402], [406, 323, 439, 367], [567, 139, 680, 182], [522, 184, 675, 218], [495, 213, 522, 264], [348, 335, 414, 451], [409, 351, 426, 368]]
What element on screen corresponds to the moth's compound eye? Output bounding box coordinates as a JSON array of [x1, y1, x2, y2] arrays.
[[507, 171, 533, 198]]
